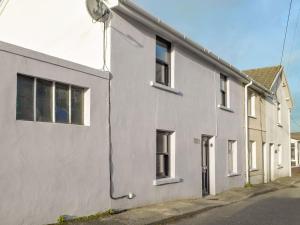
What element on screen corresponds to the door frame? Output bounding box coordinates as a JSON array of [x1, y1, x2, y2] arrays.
[[269, 143, 275, 181], [201, 135, 212, 196]]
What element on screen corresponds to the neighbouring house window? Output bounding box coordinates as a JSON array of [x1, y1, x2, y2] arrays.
[[291, 143, 296, 167], [156, 36, 171, 86], [36, 79, 53, 122], [278, 145, 283, 166], [249, 93, 256, 117], [17, 75, 34, 121], [16, 74, 86, 125], [55, 83, 70, 124], [156, 130, 172, 179], [277, 102, 281, 124], [228, 140, 237, 175], [220, 74, 228, 107], [249, 141, 257, 170]]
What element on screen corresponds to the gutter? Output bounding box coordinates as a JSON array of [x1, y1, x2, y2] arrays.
[[114, 0, 272, 96], [245, 81, 253, 184], [116, 0, 248, 82]]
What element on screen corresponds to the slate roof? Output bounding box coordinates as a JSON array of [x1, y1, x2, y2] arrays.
[[291, 132, 300, 140], [243, 65, 282, 89]]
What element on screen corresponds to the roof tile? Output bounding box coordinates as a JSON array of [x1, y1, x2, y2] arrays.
[[243, 65, 282, 89]]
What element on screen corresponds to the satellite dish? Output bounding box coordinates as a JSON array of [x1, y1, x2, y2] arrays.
[[86, 0, 111, 22]]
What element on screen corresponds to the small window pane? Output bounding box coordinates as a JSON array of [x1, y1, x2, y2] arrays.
[[156, 154, 169, 178], [220, 75, 227, 91], [36, 79, 52, 122], [156, 39, 170, 63], [157, 132, 168, 154], [17, 75, 34, 121], [221, 91, 226, 106], [156, 62, 169, 86], [55, 83, 69, 123], [71, 86, 84, 125]]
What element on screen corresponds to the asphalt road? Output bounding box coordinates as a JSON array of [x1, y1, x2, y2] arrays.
[[167, 183, 300, 225]]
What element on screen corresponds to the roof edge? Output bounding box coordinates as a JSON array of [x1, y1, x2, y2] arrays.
[[111, 0, 271, 94]]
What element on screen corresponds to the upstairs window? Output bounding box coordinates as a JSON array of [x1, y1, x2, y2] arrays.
[[277, 102, 282, 125], [156, 36, 171, 86], [16, 74, 86, 125], [249, 93, 256, 117], [220, 74, 228, 107]]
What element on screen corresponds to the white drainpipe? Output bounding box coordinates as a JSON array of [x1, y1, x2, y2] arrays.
[[245, 81, 253, 184]]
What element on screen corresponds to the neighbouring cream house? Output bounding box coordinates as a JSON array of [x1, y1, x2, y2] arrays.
[[291, 132, 300, 174], [244, 66, 293, 183], [0, 0, 293, 225]]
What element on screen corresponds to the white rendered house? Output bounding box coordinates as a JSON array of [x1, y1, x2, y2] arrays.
[[0, 0, 293, 224]]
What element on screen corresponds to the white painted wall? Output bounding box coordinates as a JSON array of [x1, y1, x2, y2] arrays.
[[107, 12, 246, 209], [0, 42, 110, 225], [0, 0, 248, 222], [265, 76, 291, 180], [0, 0, 104, 69]]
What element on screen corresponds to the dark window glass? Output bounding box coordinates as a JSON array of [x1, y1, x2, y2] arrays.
[[71, 86, 84, 125], [55, 83, 69, 123], [156, 131, 171, 179], [156, 37, 171, 86], [16, 75, 34, 121], [36, 79, 52, 122], [156, 63, 169, 85], [220, 74, 227, 107]]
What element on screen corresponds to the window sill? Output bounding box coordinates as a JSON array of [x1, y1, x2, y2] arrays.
[[248, 115, 257, 119], [153, 177, 183, 186], [150, 81, 182, 95], [217, 105, 234, 113], [277, 123, 283, 128], [227, 173, 240, 177], [16, 120, 89, 127], [249, 169, 258, 172]]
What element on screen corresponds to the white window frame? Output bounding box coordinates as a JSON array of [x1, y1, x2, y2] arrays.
[[220, 74, 230, 108], [250, 94, 256, 117], [291, 143, 296, 161], [249, 141, 257, 170], [153, 130, 182, 186], [16, 74, 89, 126], [228, 140, 238, 175]]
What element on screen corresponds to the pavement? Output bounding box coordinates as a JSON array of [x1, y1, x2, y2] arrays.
[[61, 174, 300, 225]]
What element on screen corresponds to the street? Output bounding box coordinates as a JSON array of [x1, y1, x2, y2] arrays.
[[167, 183, 300, 225]]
